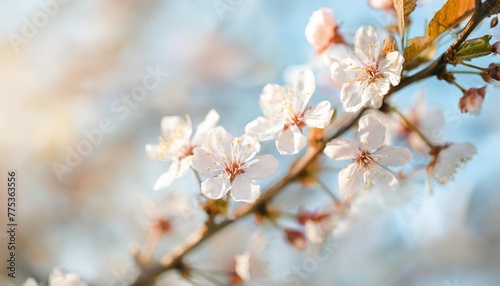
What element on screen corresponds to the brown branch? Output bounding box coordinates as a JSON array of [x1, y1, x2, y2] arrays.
[[131, 3, 489, 285]]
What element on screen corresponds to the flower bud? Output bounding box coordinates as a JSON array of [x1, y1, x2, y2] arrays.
[[368, 0, 394, 11], [305, 8, 344, 53], [492, 41, 500, 55], [487, 63, 500, 80], [459, 86, 486, 116], [284, 229, 307, 250]]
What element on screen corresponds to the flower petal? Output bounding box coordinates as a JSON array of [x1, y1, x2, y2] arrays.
[[191, 147, 222, 177], [276, 125, 307, 155], [260, 84, 287, 116], [201, 174, 231, 200], [379, 51, 404, 86], [230, 174, 261, 203], [245, 117, 283, 141], [341, 81, 366, 112], [324, 138, 358, 160], [433, 143, 476, 183], [369, 165, 399, 191], [153, 159, 182, 190], [192, 109, 220, 144], [243, 154, 279, 179], [372, 146, 412, 167], [338, 163, 363, 198], [303, 101, 334, 128], [161, 115, 192, 141], [357, 114, 386, 151], [293, 68, 316, 96], [330, 57, 358, 83], [353, 25, 380, 63], [235, 134, 261, 162], [209, 126, 234, 157], [145, 144, 176, 161]]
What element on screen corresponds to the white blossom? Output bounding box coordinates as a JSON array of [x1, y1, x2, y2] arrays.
[[368, 0, 394, 10], [146, 110, 219, 190], [23, 269, 88, 286], [234, 231, 267, 282], [245, 69, 334, 155], [192, 127, 279, 203], [430, 143, 477, 184], [330, 25, 404, 112], [324, 115, 412, 198]]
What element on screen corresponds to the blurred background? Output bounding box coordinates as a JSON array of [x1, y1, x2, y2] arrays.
[[1, 0, 500, 285]]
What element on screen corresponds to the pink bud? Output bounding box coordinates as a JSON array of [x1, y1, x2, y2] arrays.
[[487, 63, 500, 80], [492, 42, 500, 55], [285, 229, 307, 250], [459, 86, 486, 116], [368, 0, 394, 11], [305, 8, 343, 53]]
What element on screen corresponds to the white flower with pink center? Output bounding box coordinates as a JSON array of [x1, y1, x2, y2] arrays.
[[324, 115, 412, 198], [245, 68, 334, 155], [146, 110, 219, 190], [192, 127, 279, 203], [330, 25, 404, 112]]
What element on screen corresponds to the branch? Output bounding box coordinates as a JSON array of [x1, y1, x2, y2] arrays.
[[131, 4, 489, 284]]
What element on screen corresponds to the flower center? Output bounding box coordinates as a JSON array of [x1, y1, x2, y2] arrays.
[[179, 145, 194, 160], [363, 64, 380, 84], [354, 149, 376, 172], [223, 161, 244, 181]]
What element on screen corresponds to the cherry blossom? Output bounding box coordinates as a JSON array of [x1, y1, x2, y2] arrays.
[[324, 115, 412, 198], [234, 231, 268, 283], [330, 25, 404, 112], [191, 127, 279, 202], [305, 8, 345, 53], [428, 143, 477, 184], [23, 269, 88, 286], [459, 86, 486, 115], [146, 110, 219, 190], [245, 69, 334, 155]]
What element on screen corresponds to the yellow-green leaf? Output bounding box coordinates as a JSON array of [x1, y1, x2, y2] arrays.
[[454, 35, 493, 62], [394, 0, 417, 36], [404, 36, 433, 62], [427, 0, 475, 40]]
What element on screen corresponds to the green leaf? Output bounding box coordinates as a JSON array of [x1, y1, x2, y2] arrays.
[[427, 0, 475, 40], [454, 35, 493, 62], [394, 0, 417, 36], [404, 36, 433, 62]]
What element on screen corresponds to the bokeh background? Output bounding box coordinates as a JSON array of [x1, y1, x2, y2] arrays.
[[2, 0, 500, 285]]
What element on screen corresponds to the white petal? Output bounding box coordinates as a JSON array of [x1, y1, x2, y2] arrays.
[[303, 101, 334, 128], [433, 143, 477, 183], [363, 78, 390, 104], [372, 145, 412, 167], [153, 159, 182, 190], [260, 84, 287, 116], [330, 57, 358, 83], [275, 125, 307, 155], [230, 174, 261, 203], [235, 134, 261, 162], [235, 252, 252, 281], [22, 278, 39, 286], [192, 109, 220, 144], [161, 115, 192, 141], [354, 25, 380, 63], [341, 81, 366, 112], [145, 144, 176, 161], [191, 147, 222, 177], [357, 114, 386, 151], [379, 51, 404, 86], [209, 126, 234, 157], [305, 221, 324, 244], [245, 117, 283, 141], [324, 138, 358, 160], [369, 166, 399, 191], [243, 154, 279, 179], [338, 163, 363, 198], [201, 174, 231, 199], [294, 68, 316, 96]]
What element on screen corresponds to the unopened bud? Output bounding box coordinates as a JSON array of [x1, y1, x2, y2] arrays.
[[491, 16, 499, 28], [492, 41, 500, 55], [459, 86, 486, 116], [487, 63, 500, 81], [285, 229, 307, 250]]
